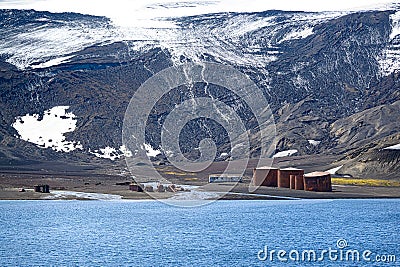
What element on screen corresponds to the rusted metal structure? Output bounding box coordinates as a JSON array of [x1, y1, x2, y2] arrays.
[[252, 167, 278, 187], [157, 184, 165, 192], [129, 183, 143, 192], [34, 184, 50, 193], [166, 184, 176, 192], [278, 168, 304, 188], [289, 175, 296, 189], [251, 167, 331, 192], [304, 171, 332, 192], [294, 175, 304, 190]]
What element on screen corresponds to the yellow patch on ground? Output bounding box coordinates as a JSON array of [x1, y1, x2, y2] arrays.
[[332, 178, 400, 187], [184, 177, 198, 181]]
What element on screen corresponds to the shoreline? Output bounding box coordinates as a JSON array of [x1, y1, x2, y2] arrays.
[[1, 183, 400, 201], [1, 167, 399, 201]]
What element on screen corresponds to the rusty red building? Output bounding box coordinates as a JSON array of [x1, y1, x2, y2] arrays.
[[303, 172, 332, 192], [129, 183, 143, 192], [252, 167, 278, 187], [294, 175, 304, 190], [251, 167, 332, 192], [278, 168, 304, 188]]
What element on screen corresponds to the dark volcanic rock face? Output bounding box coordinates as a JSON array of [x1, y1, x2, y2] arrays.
[[329, 101, 400, 178], [0, 8, 400, 178]]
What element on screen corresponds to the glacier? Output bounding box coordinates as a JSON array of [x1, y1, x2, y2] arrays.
[[1, 0, 400, 73]]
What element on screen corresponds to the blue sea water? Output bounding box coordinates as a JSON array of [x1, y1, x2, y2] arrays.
[[0, 199, 399, 266]]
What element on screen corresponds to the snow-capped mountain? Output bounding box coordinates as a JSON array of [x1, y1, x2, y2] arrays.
[[0, 4, 399, 178]]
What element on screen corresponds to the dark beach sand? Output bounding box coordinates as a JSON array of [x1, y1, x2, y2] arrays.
[[1, 172, 399, 200]]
